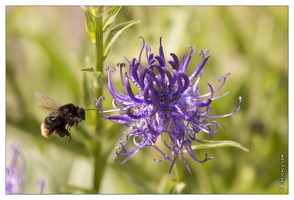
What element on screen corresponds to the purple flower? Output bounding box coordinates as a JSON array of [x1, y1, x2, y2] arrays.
[[6, 142, 45, 194], [6, 142, 26, 194], [94, 37, 242, 173]]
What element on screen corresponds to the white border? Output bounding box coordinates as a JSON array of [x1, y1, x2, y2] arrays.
[[2, 1, 292, 199]]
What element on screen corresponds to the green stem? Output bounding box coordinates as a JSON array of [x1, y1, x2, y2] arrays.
[[94, 8, 103, 126], [175, 158, 184, 183], [172, 158, 187, 194], [93, 6, 105, 193]]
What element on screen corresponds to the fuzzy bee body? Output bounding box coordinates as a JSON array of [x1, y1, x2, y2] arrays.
[[41, 112, 69, 138], [36, 92, 87, 142]]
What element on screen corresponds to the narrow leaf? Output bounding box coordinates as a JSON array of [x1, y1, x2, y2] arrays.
[[79, 67, 94, 72], [188, 140, 249, 152], [90, 6, 100, 16], [102, 6, 122, 32], [103, 20, 140, 60], [81, 6, 96, 43]]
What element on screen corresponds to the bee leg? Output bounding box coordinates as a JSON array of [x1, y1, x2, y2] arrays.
[[56, 127, 73, 142], [75, 119, 83, 130], [55, 129, 66, 137], [75, 122, 79, 130], [67, 124, 73, 130], [68, 135, 73, 143]]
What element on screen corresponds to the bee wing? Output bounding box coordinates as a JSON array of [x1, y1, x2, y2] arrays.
[[35, 92, 62, 112]]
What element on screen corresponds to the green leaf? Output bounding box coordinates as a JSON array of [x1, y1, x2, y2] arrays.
[[81, 6, 96, 43], [103, 20, 140, 60], [172, 182, 186, 194], [93, 71, 103, 89], [79, 67, 94, 72], [90, 6, 99, 16], [102, 6, 122, 32], [188, 140, 249, 152]]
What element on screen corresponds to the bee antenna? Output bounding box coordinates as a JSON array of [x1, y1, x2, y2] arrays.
[[83, 101, 93, 109], [85, 108, 95, 111]]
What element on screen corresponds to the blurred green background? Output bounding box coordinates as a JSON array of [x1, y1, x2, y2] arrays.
[[6, 6, 288, 194]]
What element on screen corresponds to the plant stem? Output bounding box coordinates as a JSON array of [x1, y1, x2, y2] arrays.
[[173, 158, 187, 194], [175, 158, 184, 183], [93, 6, 105, 193], [94, 8, 104, 127]]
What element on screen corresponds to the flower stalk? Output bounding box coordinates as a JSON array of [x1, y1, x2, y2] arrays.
[[93, 6, 105, 192], [81, 6, 139, 192]]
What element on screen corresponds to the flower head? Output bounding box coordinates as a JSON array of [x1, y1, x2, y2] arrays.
[[95, 37, 242, 173], [6, 142, 45, 194], [6, 142, 26, 194]]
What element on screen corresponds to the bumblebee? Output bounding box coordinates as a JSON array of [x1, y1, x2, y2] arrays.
[[36, 92, 91, 142]]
